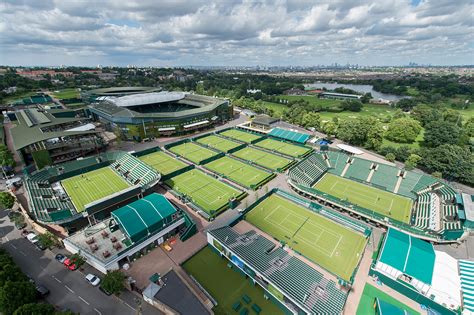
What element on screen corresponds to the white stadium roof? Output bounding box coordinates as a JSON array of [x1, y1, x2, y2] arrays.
[[108, 91, 186, 107], [336, 143, 364, 155]]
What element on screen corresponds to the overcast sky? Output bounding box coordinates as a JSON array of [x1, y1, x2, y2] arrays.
[[1, 0, 473, 67]]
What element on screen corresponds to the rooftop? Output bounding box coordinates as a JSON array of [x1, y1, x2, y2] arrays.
[[108, 91, 186, 107]]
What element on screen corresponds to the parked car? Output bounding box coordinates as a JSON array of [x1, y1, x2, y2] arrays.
[[21, 230, 32, 238], [63, 258, 78, 271], [35, 284, 50, 298], [35, 241, 47, 251], [99, 285, 112, 296], [85, 274, 101, 286], [55, 253, 67, 263], [26, 233, 38, 243], [14, 222, 27, 230], [7, 210, 20, 220]]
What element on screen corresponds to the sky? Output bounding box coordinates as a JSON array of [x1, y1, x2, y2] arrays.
[[0, 0, 473, 67]]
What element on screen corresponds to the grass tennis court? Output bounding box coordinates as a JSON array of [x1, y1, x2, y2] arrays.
[[205, 156, 274, 189], [246, 194, 367, 281], [255, 138, 312, 157], [168, 142, 220, 164], [62, 167, 129, 212], [183, 246, 283, 315], [220, 129, 262, 143], [232, 147, 293, 171], [314, 173, 413, 223], [356, 284, 420, 315], [139, 151, 188, 176], [196, 134, 242, 152], [165, 169, 244, 216]]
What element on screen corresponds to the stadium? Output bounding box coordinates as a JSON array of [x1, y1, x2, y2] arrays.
[[81, 86, 161, 103], [87, 89, 233, 140], [288, 150, 466, 242]]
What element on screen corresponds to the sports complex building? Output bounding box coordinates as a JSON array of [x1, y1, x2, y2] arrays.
[[86, 87, 233, 140]]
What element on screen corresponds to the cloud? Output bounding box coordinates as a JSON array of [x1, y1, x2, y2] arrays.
[[0, 0, 472, 66]]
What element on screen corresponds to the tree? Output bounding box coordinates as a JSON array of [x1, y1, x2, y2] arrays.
[[385, 153, 396, 162], [424, 120, 462, 147], [301, 112, 320, 129], [37, 232, 59, 249], [405, 154, 422, 170], [396, 98, 417, 111], [13, 303, 55, 315], [101, 270, 125, 295], [431, 171, 442, 178], [0, 281, 37, 315], [385, 118, 421, 143], [443, 109, 463, 127], [411, 105, 442, 126], [341, 100, 363, 112], [0, 192, 15, 209], [365, 123, 384, 150], [70, 253, 86, 268], [321, 121, 337, 137], [336, 117, 377, 146], [0, 145, 15, 169]]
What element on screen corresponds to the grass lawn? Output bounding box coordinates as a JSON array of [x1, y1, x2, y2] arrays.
[[52, 88, 80, 99], [314, 173, 413, 223], [220, 129, 262, 143], [165, 169, 244, 216], [232, 147, 293, 171], [255, 138, 312, 158], [196, 134, 242, 152], [277, 95, 343, 108], [183, 246, 284, 315], [246, 194, 367, 282], [169, 142, 220, 164], [3, 91, 37, 104], [204, 156, 274, 189], [356, 283, 420, 315], [62, 167, 130, 212], [139, 151, 188, 176]]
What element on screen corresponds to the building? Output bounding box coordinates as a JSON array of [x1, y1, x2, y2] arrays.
[[88, 90, 233, 140], [10, 108, 107, 168], [64, 193, 196, 273], [249, 115, 279, 130], [81, 86, 161, 104], [319, 92, 362, 100], [371, 228, 461, 314]]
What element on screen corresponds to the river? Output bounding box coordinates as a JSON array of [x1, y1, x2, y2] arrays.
[[304, 82, 408, 101]]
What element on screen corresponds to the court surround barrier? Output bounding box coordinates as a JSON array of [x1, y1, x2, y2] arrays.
[[217, 127, 263, 144], [252, 137, 313, 158], [192, 133, 247, 154], [165, 139, 224, 165]]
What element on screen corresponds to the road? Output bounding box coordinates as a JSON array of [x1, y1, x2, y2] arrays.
[[0, 208, 161, 315]]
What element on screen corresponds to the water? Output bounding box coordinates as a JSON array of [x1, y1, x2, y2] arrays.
[[305, 82, 408, 101]]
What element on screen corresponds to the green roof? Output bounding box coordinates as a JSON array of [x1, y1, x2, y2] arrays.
[[112, 193, 177, 243], [378, 228, 435, 284], [269, 127, 310, 144]]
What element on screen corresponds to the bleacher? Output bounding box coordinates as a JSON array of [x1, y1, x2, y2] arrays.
[[371, 164, 399, 192], [412, 175, 439, 194], [110, 154, 159, 187], [443, 204, 458, 219], [413, 193, 432, 229], [209, 227, 347, 315], [326, 151, 347, 176], [344, 158, 372, 182], [397, 171, 423, 199], [437, 185, 456, 202], [288, 154, 328, 186]]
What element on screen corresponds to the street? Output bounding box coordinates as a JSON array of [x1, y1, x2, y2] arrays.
[[0, 208, 161, 315]]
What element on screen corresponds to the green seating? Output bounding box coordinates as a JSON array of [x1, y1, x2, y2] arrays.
[[242, 295, 251, 304], [232, 301, 241, 311], [239, 308, 248, 315], [251, 304, 261, 314]]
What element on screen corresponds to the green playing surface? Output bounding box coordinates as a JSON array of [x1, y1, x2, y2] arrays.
[[196, 135, 242, 152], [62, 167, 130, 212], [165, 169, 244, 215], [246, 194, 367, 281], [205, 156, 274, 189], [139, 151, 188, 176], [220, 129, 262, 143], [255, 138, 312, 157], [169, 142, 219, 164], [314, 173, 413, 223], [232, 147, 292, 171]]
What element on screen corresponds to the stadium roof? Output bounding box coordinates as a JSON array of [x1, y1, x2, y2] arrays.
[[209, 226, 347, 314], [268, 127, 310, 144], [336, 143, 364, 155], [108, 92, 186, 107], [111, 193, 177, 243], [459, 260, 474, 313], [378, 228, 435, 284], [10, 110, 97, 150], [252, 115, 278, 126]]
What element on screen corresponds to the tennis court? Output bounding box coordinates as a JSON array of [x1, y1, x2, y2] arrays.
[[314, 173, 413, 223], [246, 194, 367, 281], [139, 151, 188, 176], [232, 147, 293, 171], [169, 142, 220, 164], [165, 169, 244, 216], [220, 129, 262, 143], [255, 138, 312, 157], [62, 167, 130, 212], [196, 135, 242, 152], [205, 156, 274, 189]]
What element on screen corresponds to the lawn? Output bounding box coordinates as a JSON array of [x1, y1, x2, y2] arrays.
[[139, 151, 188, 176], [165, 169, 245, 216], [232, 147, 293, 171], [277, 95, 343, 108], [245, 194, 367, 282], [220, 129, 262, 143], [196, 134, 242, 152], [254, 138, 312, 157], [62, 167, 130, 212], [52, 88, 80, 99], [183, 246, 284, 315], [168, 142, 220, 164], [356, 283, 420, 315], [204, 156, 274, 189], [314, 173, 413, 223]]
